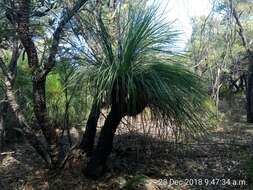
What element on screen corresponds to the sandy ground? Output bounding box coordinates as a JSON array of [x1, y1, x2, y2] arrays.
[[0, 97, 253, 190]]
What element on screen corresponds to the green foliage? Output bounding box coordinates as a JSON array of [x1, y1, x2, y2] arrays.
[[189, 0, 253, 84], [45, 59, 91, 128], [77, 4, 213, 138]]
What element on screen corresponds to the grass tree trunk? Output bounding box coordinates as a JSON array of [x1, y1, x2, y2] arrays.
[[79, 101, 100, 156], [247, 62, 253, 123], [0, 110, 4, 152], [0, 100, 8, 152], [83, 86, 147, 178], [84, 103, 123, 178]]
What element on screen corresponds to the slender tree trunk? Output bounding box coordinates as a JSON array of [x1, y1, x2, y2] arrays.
[[0, 40, 20, 151], [84, 103, 123, 178], [0, 111, 4, 152], [16, 0, 59, 166], [212, 67, 222, 115], [2, 74, 51, 164], [63, 87, 72, 145], [16, 0, 88, 167], [79, 101, 100, 156], [32, 77, 60, 166]]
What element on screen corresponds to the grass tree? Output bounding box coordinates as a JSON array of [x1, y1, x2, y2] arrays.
[[77, 3, 212, 178]]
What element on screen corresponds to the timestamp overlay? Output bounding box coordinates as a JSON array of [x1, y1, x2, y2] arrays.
[[154, 178, 247, 187]]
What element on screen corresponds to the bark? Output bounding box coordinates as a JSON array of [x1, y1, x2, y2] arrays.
[[0, 41, 20, 152], [44, 0, 89, 77], [84, 85, 147, 178], [0, 100, 8, 152], [0, 111, 4, 152], [230, 0, 253, 122], [8, 42, 20, 83], [247, 63, 253, 122], [17, 2, 59, 162], [0, 58, 51, 164], [84, 103, 123, 178], [4, 77, 51, 164], [16, 0, 88, 166], [79, 101, 100, 156], [63, 87, 72, 146], [32, 77, 60, 165]]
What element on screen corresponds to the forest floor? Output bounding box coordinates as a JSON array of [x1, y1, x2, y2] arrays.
[[1, 97, 253, 190]]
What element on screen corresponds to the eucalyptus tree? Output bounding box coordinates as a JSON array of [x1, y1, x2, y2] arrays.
[[0, 0, 22, 151], [228, 0, 253, 122], [0, 0, 89, 167], [206, 0, 253, 120], [188, 14, 238, 112], [76, 3, 212, 178], [188, 0, 253, 117]]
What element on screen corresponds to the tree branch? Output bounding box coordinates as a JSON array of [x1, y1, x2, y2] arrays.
[[16, 0, 40, 75], [0, 58, 11, 81], [230, 0, 251, 54], [0, 58, 51, 165], [43, 0, 89, 76], [8, 41, 21, 84]]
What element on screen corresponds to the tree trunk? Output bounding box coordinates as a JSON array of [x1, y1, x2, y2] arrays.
[[247, 63, 253, 122], [0, 100, 8, 152], [84, 104, 122, 178], [79, 101, 100, 156], [0, 40, 20, 152], [16, 0, 88, 167], [0, 112, 4, 152], [230, 1, 253, 123], [212, 68, 221, 103], [63, 87, 72, 146], [32, 77, 60, 166], [3, 76, 51, 164], [83, 84, 147, 178]]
